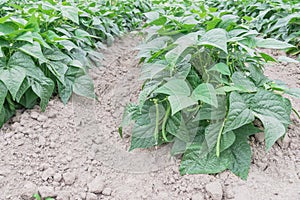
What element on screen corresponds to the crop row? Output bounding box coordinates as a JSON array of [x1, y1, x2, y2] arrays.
[[121, 0, 300, 179], [0, 0, 151, 127]]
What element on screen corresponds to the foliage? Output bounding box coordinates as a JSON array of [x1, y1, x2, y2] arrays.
[[121, 0, 300, 180], [33, 193, 54, 200], [0, 0, 151, 128]]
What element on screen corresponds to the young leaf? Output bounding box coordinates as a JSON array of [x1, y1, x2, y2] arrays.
[[191, 83, 218, 108], [199, 28, 228, 54], [61, 6, 79, 24]]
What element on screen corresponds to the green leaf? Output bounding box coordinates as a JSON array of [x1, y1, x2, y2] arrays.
[[148, 16, 167, 26], [130, 103, 164, 150], [58, 40, 78, 51], [194, 97, 226, 121], [19, 42, 48, 63], [46, 61, 68, 85], [192, 83, 218, 108], [255, 114, 285, 151], [155, 79, 191, 96], [246, 90, 291, 125], [31, 76, 54, 111], [199, 28, 228, 54], [57, 77, 73, 105], [165, 31, 200, 64], [140, 63, 166, 80], [278, 56, 299, 63], [259, 52, 277, 62], [244, 90, 292, 151], [168, 95, 197, 115], [220, 131, 236, 152], [209, 62, 231, 75], [15, 31, 33, 43], [61, 6, 79, 24], [0, 80, 7, 111], [0, 66, 26, 100], [73, 75, 96, 99], [0, 22, 18, 36], [232, 72, 257, 92], [228, 134, 251, 180], [256, 38, 294, 50], [223, 92, 255, 133], [15, 78, 30, 103], [180, 147, 233, 175]]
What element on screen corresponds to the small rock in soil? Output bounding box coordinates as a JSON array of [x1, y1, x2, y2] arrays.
[[102, 187, 112, 196], [48, 111, 57, 118], [53, 173, 62, 182], [37, 115, 48, 122], [191, 193, 204, 200], [42, 168, 55, 181], [21, 181, 37, 199], [38, 186, 57, 198], [88, 175, 105, 194], [205, 181, 223, 200], [30, 111, 39, 119], [63, 172, 77, 185], [56, 190, 71, 200], [86, 192, 98, 200]]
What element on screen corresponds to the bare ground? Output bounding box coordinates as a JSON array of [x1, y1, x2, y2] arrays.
[[0, 35, 299, 200]]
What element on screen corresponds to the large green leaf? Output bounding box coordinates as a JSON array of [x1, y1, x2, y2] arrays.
[[191, 83, 218, 108], [19, 41, 48, 63], [61, 6, 79, 24], [208, 62, 231, 76], [168, 95, 197, 115], [130, 103, 164, 150], [73, 75, 96, 99], [199, 28, 228, 54], [46, 61, 68, 85], [223, 92, 255, 133], [180, 146, 233, 175], [0, 66, 26, 100], [165, 31, 201, 64], [256, 38, 294, 49], [57, 77, 73, 105], [0, 22, 18, 36], [228, 133, 251, 180], [220, 131, 236, 152], [232, 72, 257, 92], [245, 90, 291, 125], [244, 90, 292, 151], [154, 79, 195, 114], [255, 114, 286, 151], [31, 76, 54, 111]]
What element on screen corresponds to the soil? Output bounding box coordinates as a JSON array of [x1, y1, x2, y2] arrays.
[[0, 34, 299, 200]]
